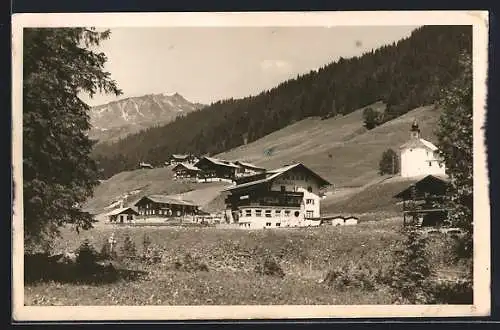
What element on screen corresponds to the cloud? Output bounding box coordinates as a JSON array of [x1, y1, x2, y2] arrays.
[[260, 59, 293, 73]]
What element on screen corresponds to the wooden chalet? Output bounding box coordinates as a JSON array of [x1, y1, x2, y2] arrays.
[[224, 163, 330, 229], [172, 163, 201, 180], [194, 156, 240, 182], [134, 195, 199, 217], [106, 207, 139, 223], [170, 154, 198, 165], [393, 174, 450, 226], [233, 161, 266, 178]]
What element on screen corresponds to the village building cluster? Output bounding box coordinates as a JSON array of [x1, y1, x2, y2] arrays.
[[109, 121, 449, 229]]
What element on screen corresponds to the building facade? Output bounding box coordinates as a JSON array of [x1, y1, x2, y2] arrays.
[[134, 195, 199, 217], [194, 156, 240, 182], [172, 163, 201, 181], [399, 120, 446, 178], [224, 163, 330, 229]]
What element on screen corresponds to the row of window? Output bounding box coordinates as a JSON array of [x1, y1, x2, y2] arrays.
[[239, 209, 300, 218]]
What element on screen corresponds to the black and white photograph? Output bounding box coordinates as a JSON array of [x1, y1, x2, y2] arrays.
[[11, 11, 490, 320]]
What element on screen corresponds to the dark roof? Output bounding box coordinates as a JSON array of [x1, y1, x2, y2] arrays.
[[225, 163, 331, 192], [106, 207, 139, 216], [135, 195, 198, 206], [234, 161, 265, 171], [172, 163, 200, 171], [393, 175, 449, 199], [195, 156, 240, 169]]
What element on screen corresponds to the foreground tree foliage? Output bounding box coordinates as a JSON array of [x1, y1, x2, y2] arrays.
[[23, 28, 121, 249], [436, 52, 473, 258]]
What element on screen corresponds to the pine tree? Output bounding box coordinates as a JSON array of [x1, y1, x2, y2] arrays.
[[435, 52, 473, 257], [23, 28, 121, 247], [379, 149, 399, 175]]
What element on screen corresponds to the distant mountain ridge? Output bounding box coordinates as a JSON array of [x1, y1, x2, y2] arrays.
[[89, 92, 205, 143]]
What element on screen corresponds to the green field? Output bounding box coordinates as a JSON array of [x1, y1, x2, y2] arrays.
[[25, 218, 469, 306]]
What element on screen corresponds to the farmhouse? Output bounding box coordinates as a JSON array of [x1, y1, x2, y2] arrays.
[[106, 207, 139, 223], [134, 195, 199, 217], [234, 161, 266, 178], [194, 156, 240, 182], [393, 174, 450, 227], [172, 163, 201, 181], [170, 154, 198, 166], [224, 163, 330, 229], [399, 120, 446, 178]]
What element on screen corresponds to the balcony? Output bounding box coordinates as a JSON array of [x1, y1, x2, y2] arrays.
[[225, 191, 304, 208]]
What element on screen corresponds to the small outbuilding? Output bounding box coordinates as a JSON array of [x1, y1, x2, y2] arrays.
[[393, 174, 450, 227], [107, 207, 139, 223]]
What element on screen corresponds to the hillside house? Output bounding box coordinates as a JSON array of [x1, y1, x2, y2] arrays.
[[172, 163, 201, 181], [170, 154, 198, 166], [399, 120, 446, 178], [106, 207, 139, 223], [224, 163, 330, 229], [139, 162, 154, 169], [194, 156, 240, 183], [134, 195, 199, 218], [234, 161, 266, 178], [393, 174, 450, 227]]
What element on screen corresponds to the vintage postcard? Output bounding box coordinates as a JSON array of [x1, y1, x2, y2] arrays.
[[12, 11, 490, 321]]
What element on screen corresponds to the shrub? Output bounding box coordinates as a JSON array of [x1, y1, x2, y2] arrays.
[[120, 234, 137, 259], [255, 256, 285, 278], [390, 225, 434, 304], [173, 253, 209, 272], [76, 239, 99, 268], [427, 278, 473, 304], [142, 246, 163, 265], [324, 262, 376, 291], [100, 240, 117, 260]]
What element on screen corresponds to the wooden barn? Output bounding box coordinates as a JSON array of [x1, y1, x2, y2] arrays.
[[134, 195, 199, 217], [393, 174, 450, 227], [194, 156, 240, 182], [106, 207, 139, 223], [233, 161, 266, 178], [172, 163, 201, 180]]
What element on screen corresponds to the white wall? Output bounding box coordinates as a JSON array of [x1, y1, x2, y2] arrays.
[[400, 147, 446, 178]]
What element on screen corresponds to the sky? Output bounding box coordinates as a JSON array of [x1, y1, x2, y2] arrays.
[[82, 26, 419, 107]]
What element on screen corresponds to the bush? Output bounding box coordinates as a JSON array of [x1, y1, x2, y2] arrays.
[[100, 240, 117, 260], [390, 225, 434, 304], [324, 262, 376, 291], [120, 234, 137, 259], [76, 239, 99, 268], [427, 278, 473, 304], [173, 253, 209, 272], [142, 246, 163, 265], [255, 256, 285, 278]]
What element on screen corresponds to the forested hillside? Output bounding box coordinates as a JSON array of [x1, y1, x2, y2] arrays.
[[92, 25, 471, 179]]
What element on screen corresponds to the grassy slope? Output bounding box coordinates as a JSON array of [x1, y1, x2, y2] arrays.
[[87, 103, 441, 216], [217, 103, 441, 187], [84, 166, 231, 215], [25, 218, 467, 305]]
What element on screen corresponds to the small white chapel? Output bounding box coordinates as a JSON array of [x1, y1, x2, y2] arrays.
[[399, 120, 446, 178]]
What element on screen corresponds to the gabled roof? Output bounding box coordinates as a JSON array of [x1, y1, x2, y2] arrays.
[[225, 163, 331, 192], [393, 175, 449, 199], [197, 156, 240, 169], [172, 154, 189, 159], [234, 161, 265, 171], [106, 207, 139, 216], [400, 138, 438, 151], [172, 163, 200, 171], [135, 195, 197, 206]]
